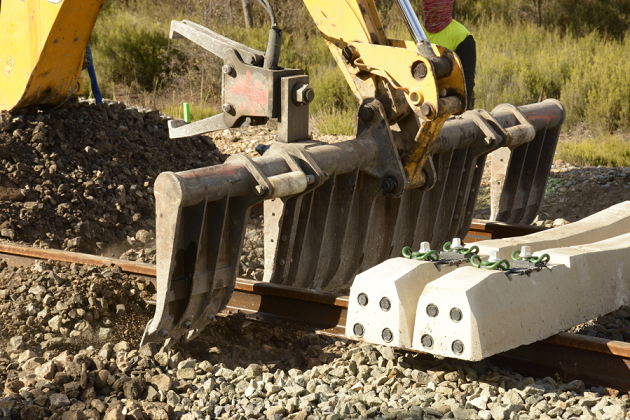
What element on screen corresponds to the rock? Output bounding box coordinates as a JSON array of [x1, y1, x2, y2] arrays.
[[123, 378, 146, 400], [49, 393, 71, 408], [150, 374, 173, 393]]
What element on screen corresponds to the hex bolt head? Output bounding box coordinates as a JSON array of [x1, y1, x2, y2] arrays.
[[255, 185, 267, 195], [382, 328, 394, 343], [294, 83, 315, 105], [420, 102, 435, 118], [222, 103, 234, 113], [421, 334, 434, 349], [158, 328, 168, 337], [521, 245, 532, 258], [419, 241, 431, 253], [183, 321, 192, 328], [222, 64, 234, 75], [450, 307, 463, 323], [358, 105, 375, 123], [452, 340, 465, 355], [489, 249, 500, 262], [379, 297, 391, 312], [451, 237, 463, 251], [357, 293, 369, 306], [426, 303, 439, 317], [353, 323, 365, 337]]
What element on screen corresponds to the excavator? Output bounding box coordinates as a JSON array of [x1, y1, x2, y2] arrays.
[[1, 0, 565, 354]]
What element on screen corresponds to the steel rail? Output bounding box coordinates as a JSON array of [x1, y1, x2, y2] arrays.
[[0, 220, 628, 391]]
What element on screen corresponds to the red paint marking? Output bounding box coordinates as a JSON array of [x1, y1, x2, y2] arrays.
[[230, 70, 268, 115]]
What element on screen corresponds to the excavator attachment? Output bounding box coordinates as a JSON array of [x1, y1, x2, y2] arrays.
[[0, 0, 103, 111], [142, 0, 566, 348]]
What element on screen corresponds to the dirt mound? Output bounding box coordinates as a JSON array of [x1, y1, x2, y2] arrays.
[[0, 100, 224, 257]]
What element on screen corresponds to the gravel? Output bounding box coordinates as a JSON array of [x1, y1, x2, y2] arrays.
[[1, 101, 630, 418]]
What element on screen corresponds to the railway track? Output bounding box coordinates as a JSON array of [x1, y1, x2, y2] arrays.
[[0, 220, 628, 393]]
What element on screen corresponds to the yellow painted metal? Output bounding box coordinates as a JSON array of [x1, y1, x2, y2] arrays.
[[0, 0, 103, 111], [304, 0, 466, 188]]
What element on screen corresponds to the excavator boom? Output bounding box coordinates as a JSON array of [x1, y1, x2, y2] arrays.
[[0, 0, 103, 111]]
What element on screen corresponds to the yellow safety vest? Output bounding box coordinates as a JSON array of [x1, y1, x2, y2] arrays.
[[422, 19, 472, 52]]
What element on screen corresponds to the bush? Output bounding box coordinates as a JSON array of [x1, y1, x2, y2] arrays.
[[557, 135, 630, 167], [90, 13, 170, 91]]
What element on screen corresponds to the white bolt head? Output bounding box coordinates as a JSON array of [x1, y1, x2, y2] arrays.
[[420, 242, 431, 253], [521, 245, 532, 258], [489, 249, 500, 262], [451, 238, 463, 250]]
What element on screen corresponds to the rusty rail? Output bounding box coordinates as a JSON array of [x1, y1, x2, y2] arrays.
[[1, 220, 629, 391]]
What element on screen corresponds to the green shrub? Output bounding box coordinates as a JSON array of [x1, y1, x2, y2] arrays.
[[90, 13, 170, 91], [557, 135, 630, 167], [313, 108, 357, 136]]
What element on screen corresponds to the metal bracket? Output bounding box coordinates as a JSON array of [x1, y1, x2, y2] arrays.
[[493, 103, 536, 148], [278, 75, 311, 142], [467, 109, 509, 147]]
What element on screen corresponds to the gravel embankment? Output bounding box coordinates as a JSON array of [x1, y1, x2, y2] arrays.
[[0, 258, 628, 420], [1, 101, 630, 419]]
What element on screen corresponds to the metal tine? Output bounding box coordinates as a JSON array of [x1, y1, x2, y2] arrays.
[[507, 128, 547, 224], [282, 191, 315, 285], [269, 196, 304, 285], [175, 196, 229, 335], [495, 144, 528, 222], [389, 189, 423, 258], [359, 194, 402, 273], [458, 154, 488, 237], [431, 147, 468, 248], [312, 172, 359, 290], [522, 124, 561, 223], [292, 182, 335, 289], [322, 174, 381, 292]]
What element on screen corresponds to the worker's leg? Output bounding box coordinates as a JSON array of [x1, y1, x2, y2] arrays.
[[455, 35, 476, 110]]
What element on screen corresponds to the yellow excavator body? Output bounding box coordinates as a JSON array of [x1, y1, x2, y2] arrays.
[[0, 0, 103, 111]]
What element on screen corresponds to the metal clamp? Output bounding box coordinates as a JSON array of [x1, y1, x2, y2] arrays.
[[492, 103, 536, 148], [467, 109, 509, 147]]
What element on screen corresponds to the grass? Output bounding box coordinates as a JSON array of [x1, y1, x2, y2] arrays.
[[85, 1, 630, 149], [557, 135, 630, 167]]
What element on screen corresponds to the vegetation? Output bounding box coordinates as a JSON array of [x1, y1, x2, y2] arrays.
[[86, 0, 630, 164]]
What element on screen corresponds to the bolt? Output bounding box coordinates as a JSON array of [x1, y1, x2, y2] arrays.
[[306, 174, 316, 184], [358, 105, 375, 123], [279, 259, 285, 266], [379, 297, 391, 312], [421, 334, 433, 349], [353, 323, 365, 337], [419, 241, 431, 253], [158, 328, 168, 337], [521, 245, 532, 258], [222, 103, 234, 113], [222, 64, 234, 75], [451, 238, 463, 251], [420, 102, 434, 118], [255, 185, 267, 195], [294, 83, 315, 105], [358, 293, 369, 306], [426, 303, 439, 317], [450, 308, 463, 322], [381, 176, 398, 194], [412, 61, 427, 79], [489, 249, 500, 262], [341, 45, 358, 64], [208, 314, 216, 321], [184, 320, 192, 328], [452, 340, 465, 355], [381, 328, 393, 343]]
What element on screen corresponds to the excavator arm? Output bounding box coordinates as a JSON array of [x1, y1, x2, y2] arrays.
[[0, 0, 103, 111]]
